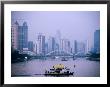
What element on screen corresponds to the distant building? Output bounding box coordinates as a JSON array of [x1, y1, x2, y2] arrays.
[[22, 48, 28, 54], [48, 37, 55, 52], [94, 30, 100, 53], [33, 43, 37, 54], [61, 39, 71, 53], [45, 43, 48, 54], [55, 30, 61, 51], [11, 21, 19, 50], [28, 41, 34, 52], [77, 42, 86, 54], [17, 21, 28, 52], [36, 33, 45, 55], [70, 48, 73, 53], [74, 40, 86, 55], [55, 43, 59, 51], [85, 40, 90, 54], [74, 40, 77, 54]]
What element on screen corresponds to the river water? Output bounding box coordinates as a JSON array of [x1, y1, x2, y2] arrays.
[[11, 57, 100, 77]]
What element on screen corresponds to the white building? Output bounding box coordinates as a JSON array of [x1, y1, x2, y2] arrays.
[[61, 39, 71, 53], [48, 36, 55, 52], [11, 21, 18, 50], [36, 33, 45, 55]]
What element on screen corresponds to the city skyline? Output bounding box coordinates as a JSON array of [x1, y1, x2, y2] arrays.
[[11, 11, 100, 77], [11, 11, 100, 49], [11, 20, 99, 55]]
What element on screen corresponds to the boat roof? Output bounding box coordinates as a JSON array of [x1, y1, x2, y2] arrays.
[[53, 64, 64, 69]]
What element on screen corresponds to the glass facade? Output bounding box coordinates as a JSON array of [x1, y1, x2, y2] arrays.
[[18, 22, 28, 52]]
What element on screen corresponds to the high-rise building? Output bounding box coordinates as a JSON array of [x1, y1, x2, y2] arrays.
[[45, 43, 48, 54], [61, 39, 71, 52], [70, 48, 73, 53], [28, 41, 34, 52], [18, 22, 28, 52], [48, 37, 55, 52], [33, 43, 37, 54], [74, 40, 86, 55], [77, 42, 86, 54], [74, 40, 77, 54], [11, 21, 19, 50], [94, 30, 100, 53], [85, 40, 90, 54], [55, 30, 61, 51], [36, 33, 45, 55]]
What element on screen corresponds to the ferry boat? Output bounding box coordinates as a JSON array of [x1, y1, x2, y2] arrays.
[[45, 64, 74, 76]]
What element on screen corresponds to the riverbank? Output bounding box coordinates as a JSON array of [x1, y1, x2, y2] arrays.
[[86, 57, 100, 61]]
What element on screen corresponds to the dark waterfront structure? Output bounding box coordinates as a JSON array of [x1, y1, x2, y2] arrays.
[[94, 30, 100, 53]]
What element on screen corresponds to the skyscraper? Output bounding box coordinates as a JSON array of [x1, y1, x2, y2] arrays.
[[36, 33, 45, 55], [33, 43, 37, 54], [11, 21, 19, 50], [45, 43, 48, 54], [48, 37, 55, 52], [61, 39, 71, 53], [55, 30, 61, 51], [74, 40, 86, 55], [18, 22, 28, 52], [94, 30, 100, 53], [85, 40, 90, 53], [77, 42, 86, 54], [74, 40, 77, 54], [28, 41, 34, 52]]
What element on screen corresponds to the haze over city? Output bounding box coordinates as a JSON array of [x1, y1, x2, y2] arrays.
[[11, 11, 100, 49], [11, 11, 100, 77]]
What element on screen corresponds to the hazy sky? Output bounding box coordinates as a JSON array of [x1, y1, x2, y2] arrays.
[[11, 11, 100, 48]]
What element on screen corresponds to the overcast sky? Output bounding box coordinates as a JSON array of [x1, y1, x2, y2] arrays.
[[11, 11, 100, 48]]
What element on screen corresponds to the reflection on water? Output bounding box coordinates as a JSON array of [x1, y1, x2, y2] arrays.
[[11, 57, 100, 77]]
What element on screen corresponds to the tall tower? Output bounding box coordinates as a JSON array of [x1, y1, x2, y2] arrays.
[[37, 33, 45, 55], [28, 41, 34, 52], [61, 39, 70, 52], [77, 42, 86, 54], [55, 30, 61, 51], [11, 21, 19, 50], [48, 36, 55, 52], [18, 22, 28, 52], [74, 40, 77, 54], [94, 30, 100, 53], [85, 40, 89, 54], [45, 43, 48, 54]]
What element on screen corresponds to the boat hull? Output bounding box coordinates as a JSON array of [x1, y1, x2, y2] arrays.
[[45, 72, 74, 76]]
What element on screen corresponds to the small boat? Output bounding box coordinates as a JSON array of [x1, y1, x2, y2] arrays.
[[45, 64, 74, 76], [61, 58, 68, 61]]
